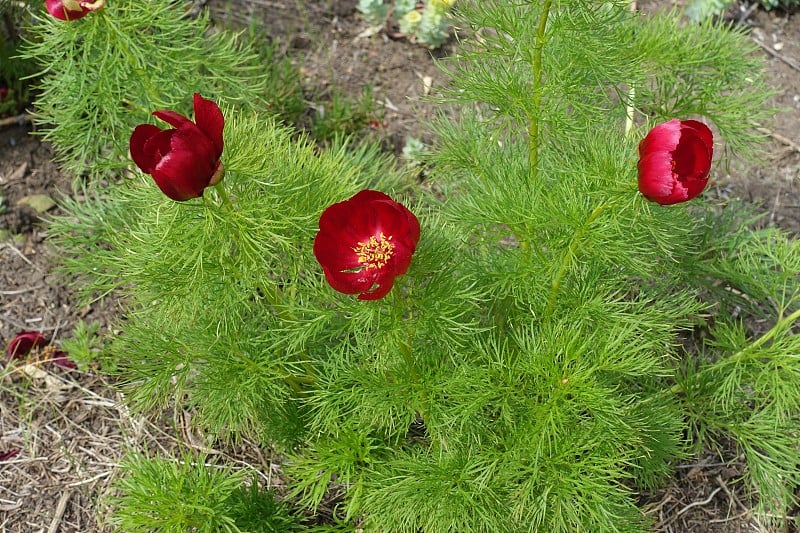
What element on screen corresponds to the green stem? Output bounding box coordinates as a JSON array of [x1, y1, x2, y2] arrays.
[[214, 182, 234, 210], [624, 84, 636, 136], [399, 284, 428, 420], [663, 307, 800, 399], [528, 0, 554, 178], [400, 336, 420, 384], [543, 203, 610, 319], [283, 374, 305, 394], [260, 282, 317, 387]]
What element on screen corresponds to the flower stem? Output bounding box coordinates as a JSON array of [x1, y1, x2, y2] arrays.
[[624, 1, 638, 136], [678, 307, 800, 394], [528, 0, 554, 179], [543, 203, 610, 319], [399, 284, 428, 421], [213, 182, 234, 210], [624, 84, 636, 136]]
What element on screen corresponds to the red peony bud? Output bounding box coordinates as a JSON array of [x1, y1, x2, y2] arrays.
[[6, 331, 47, 360], [130, 93, 225, 202], [314, 190, 421, 300], [637, 119, 714, 206], [45, 0, 105, 21]]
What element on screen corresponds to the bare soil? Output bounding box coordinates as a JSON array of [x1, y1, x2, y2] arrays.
[[1, 1, 799, 531]]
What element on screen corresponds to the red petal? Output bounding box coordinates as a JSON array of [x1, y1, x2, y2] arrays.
[[638, 152, 680, 203], [313, 231, 362, 272], [193, 94, 225, 159], [405, 206, 421, 245], [322, 265, 376, 295], [153, 109, 191, 130], [150, 169, 195, 202], [358, 273, 396, 300], [50, 351, 77, 370], [150, 126, 218, 201], [45, 0, 89, 20], [7, 331, 47, 360], [638, 119, 681, 158], [681, 120, 713, 154], [318, 199, 375, 245], [350, 190, 395, 204], [130, 124, 163, 173], [0, 449, 20, 462], [672, 132, 712, 182]]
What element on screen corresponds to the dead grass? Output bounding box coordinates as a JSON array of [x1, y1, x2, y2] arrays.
[[1, 364, 126, 531]]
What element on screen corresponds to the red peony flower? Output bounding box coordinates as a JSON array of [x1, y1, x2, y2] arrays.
[[130, 93, 225, 202], [637, 119, 714, 206], [6, 331, 47, 360], [5, 331, 76, 369], [45, 0, 105, 21], [0, 87, 8, 101], [314, 190, 420, 300]]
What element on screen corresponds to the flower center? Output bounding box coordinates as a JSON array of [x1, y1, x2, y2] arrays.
[[353, 232, 394, 270]]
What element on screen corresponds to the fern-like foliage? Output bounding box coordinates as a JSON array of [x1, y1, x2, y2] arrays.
[[39, 0, 800, 531]]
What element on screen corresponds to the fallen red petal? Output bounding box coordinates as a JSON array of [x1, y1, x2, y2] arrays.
[[0, 449, 20, 462]]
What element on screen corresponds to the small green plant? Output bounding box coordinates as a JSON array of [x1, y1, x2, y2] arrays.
[[358, 0, 456, 48], [113, 454, 302, 533], [686, 0, 799, 21], [310, 85, 377, 143], [224, 478, 305, 533], [401, 136, 427, 165], [59, 319, 103, 369]]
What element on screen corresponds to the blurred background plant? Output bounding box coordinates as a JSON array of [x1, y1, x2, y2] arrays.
[[358, 0, 455, 48], [686, 0, 799, 21]]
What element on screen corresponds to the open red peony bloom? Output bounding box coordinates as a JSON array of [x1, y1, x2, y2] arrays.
[[314, 190, 420, 300], [45, 0, 105, 21], [638, 119, 714, 206], [130, 93, 225, 202], [7, 331, 47, 360]]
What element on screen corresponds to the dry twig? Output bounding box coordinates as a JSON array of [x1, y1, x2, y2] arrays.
[[752, 38, 800, 73]]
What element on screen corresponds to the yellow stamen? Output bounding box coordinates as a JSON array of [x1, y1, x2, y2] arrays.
[[353, 232, 395, 270]]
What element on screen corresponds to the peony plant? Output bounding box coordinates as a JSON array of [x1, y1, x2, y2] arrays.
[[22, 0, 800, 531]]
